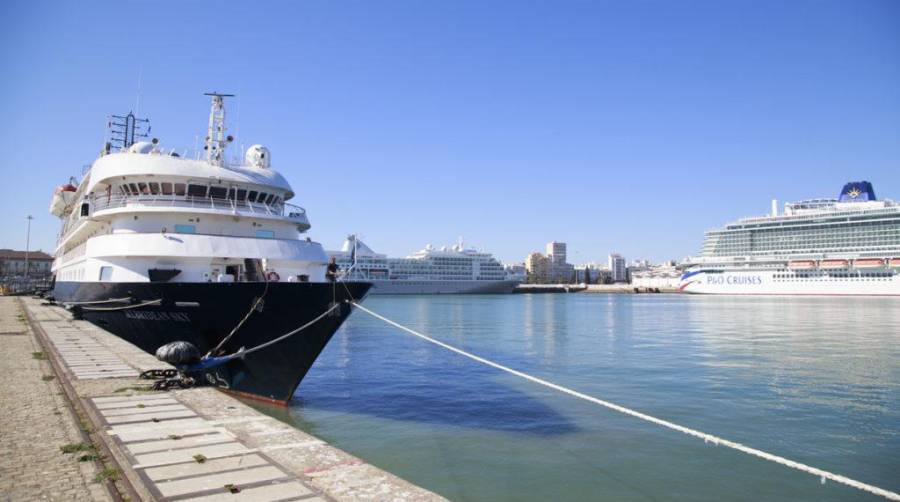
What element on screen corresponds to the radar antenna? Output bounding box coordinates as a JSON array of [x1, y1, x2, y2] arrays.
[[203, 92, 235, 166], [107, 111, 150, 151]]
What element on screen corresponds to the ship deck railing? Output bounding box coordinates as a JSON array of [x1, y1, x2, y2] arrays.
[[89, 194, 306, 219], [57, 195, 308, 243]]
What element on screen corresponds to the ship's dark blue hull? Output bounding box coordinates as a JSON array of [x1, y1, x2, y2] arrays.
[[52, 281, 371, 404]]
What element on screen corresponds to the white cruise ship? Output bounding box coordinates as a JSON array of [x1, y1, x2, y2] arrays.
[[329, 235, 520, 294], [680, 181, 900, 296], [48, 93, 371, 404]]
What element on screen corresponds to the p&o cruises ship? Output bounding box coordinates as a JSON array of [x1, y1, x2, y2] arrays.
[[330, 235, 520, 294], [680, 181, 900, 296], [49, 94, 371, 404]]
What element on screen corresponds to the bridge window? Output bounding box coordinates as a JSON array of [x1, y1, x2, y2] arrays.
[[148, 182, 160, 195], [236, 189, 247, 200], [137, 182, 149, 194], [187, 184, 207, 197], [248, 190, 258, 202], [209, 186, 227, 199], [161, 182, 173, 195]]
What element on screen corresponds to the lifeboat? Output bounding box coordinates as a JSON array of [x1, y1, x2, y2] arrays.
[[49, 183, 78, 217], [788, 260, 817, 270], [819, 259, 849, 269], [889, 258, 900, 268], [853, 258, 885, 269]]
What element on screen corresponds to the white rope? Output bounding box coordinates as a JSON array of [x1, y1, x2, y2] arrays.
[[350, 301, 900, 501], [217, 302, 341, 361], [81, 299, 162, 311], [62, 296, 132, 305]]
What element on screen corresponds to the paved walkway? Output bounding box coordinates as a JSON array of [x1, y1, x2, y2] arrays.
[[15, 296, 444, 502], [0, 297, 111, 501]]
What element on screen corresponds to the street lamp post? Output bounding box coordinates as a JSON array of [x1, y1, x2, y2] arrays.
[[25, 215, 33, 279]]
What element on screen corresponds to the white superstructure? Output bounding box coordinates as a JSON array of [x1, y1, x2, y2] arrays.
[[330, 236, 519, 294], [680, 182, 900, 296], [52, 94, 327, 285]]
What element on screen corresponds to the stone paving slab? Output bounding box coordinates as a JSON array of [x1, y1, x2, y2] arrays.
[[90, 396, 319, 500], [42, 322, 141, 379]]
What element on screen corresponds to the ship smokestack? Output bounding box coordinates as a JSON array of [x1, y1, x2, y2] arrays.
[[771, 199, 778, 217]]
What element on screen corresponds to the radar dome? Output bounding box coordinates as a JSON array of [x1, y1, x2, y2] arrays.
[[128, 141, 156, 154], [245, 145, 271, 168]]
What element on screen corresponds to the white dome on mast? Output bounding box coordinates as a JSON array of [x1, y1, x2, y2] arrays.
[[245, 144, 271, 169]]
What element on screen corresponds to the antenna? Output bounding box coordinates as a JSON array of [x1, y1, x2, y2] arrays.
[[203, 92, 235, 166], [135, 67, 143, 116], [108, 111, 150, 150]]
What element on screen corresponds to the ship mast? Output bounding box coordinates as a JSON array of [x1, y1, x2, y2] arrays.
[[204, 92, 234, 166]]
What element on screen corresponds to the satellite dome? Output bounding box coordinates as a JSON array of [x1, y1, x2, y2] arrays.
[[245, 144, 271, 168], [128, 141, 155, 154]]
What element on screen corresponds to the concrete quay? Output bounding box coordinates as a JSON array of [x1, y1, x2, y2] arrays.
[[5, 296, 445, 502]]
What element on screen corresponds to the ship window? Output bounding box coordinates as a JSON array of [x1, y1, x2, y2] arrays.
[[174, 224, 196, 234], [257, 192, 268, 203], [99, 266, 112, 282], [209, 186, 227, 199], [129, 183, 139, 194], [148, 182, 160, 194], [138, 182, 150, 194], [227, 188, 235, 200], [174, 183, 186, 196], [248, 191, 258, 202], [264, 193, 275, 204], [236, 189, 247, 200], [256, 229, 274, 238], [187, 184, 208, 197], [161, 182, 173, 195], [120, 185, 131, 195]]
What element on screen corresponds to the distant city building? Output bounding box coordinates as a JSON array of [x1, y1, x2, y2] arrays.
[[546, 241, 575, 282], [630, 259, 652, 270], [0, 249, 53, 278], [575, 263, 612, 284], [546, 242, 567, 264], [608, 253, 627, 283], [525, 252, 551, 283]]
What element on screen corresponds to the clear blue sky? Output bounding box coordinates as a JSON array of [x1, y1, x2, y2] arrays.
[[1, 0, 898, 264]]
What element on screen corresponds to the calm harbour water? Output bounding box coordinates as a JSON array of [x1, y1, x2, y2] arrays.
[[257, 294, 899, 501]]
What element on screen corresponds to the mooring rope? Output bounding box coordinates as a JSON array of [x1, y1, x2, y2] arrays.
[[349, 301, 900, 501], [213, 302, 342, 362], [62, 296, 132, 306], [206, 275, 270, 357], [80, 299, 163, 311]]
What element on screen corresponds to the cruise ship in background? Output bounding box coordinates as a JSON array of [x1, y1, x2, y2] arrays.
[[680, 181, 900, 295], [330, 235, 520, 294]]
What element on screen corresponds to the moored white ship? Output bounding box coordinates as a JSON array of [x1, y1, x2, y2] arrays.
[[330, 235, 520, 294], [680, 181, 900, 296], [49, 94, 371, 404]]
